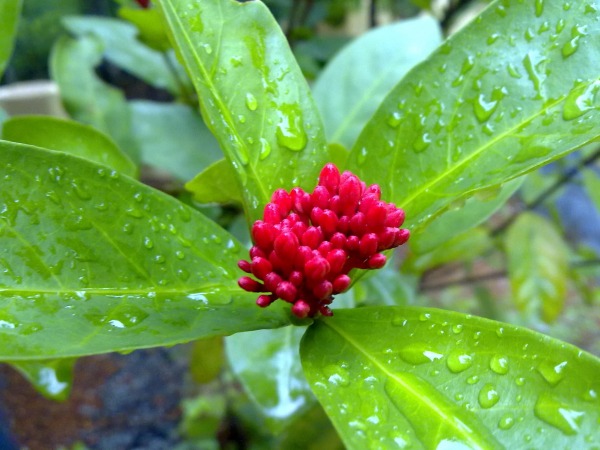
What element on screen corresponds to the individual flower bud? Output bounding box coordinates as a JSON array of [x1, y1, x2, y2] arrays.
[[319, 305, 333, 316], [339, 174, 362, 214], [313, 280, 333, 300], [327, 249, 347, 274], [359, 233, 379, 258], [365, 201, 388, 230], [332, 274, 351, 293], [256, 295, 273, 307], [238, 260, 252, 273], [346, 235, 360, 252], [385, 208, 405, 227], [274, 232, 299, 260], [264, 272, 283, 293], [289, 270, 304, 287], [318, 241, 333, 257], [305, 256, 330, 281], [318, 163, 341, 194], [329, 195, 342, 215], [310, 207, 324, 226], [330, 232, 346, 249], [349, 212, 367, 236], [276, 281, 298, 303], [252, 221, 274, 250], [238, 276, 264, 292], [271, 189, 292, 215], [291, 221, 308, 239], [264, 203, 282, 224], [311, 186, 330, 210], [251, 256, 272, 279], [320, 209, 338, 236], [364, 184, 381, 199], [302, 226, 323, 249], [292, 300, 311, 318], [394, 228, 410, 246], [377, 228, 396, 250], [367, 253, 387, 269], [291, 187, 311, 214], [294, 245, 313, 270]]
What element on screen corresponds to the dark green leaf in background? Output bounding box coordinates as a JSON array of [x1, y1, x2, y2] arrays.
[[505, 212, 569, 323], [50, 34, 140, 163], [312, 16, 442, 149], [1, 115, 137, 177], [62, 15, 189, 96], [0, 0, 23, 78], [130, 100, 221, 181], [0, 142, 290, 360], [185, 158, 243, 205], [226, 326, 315, 433], [348, 1, 600, 236], [157, 0, 329, 223], [301, 307, 600, 449]]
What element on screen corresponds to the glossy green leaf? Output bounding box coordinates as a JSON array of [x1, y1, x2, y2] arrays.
[[226, 326, 315, 433], [0, 0, 22, 77], [301, 307, 600, 449], [348, 1, 600, 234], [185, 158, 243, 205], [62, 15, 187, 95], [1, 115, 137, 177], [130, 100, 221, 181], [50, 34, 140, 163], [410, 177, 523, 254], [505, 212, 569, 323], [312, 16, 442, 149], [157, 0, 329, 223], [0, 141, 290, 360], [582, 168, 600, 212], [9, 358, 75, 401], [277, 403, 344, 450]]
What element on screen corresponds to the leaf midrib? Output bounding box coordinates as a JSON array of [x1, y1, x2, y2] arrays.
[[160, 0, 270, 208], [323, 318, 495, 449]]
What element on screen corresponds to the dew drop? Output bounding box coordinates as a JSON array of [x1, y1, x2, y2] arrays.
[[357, 147, 368, 166], [562, 80, 600, 120], [473, 94, 499, 123], [144, 237, 154, 249], [325, 365, 350, 387], [490, 354, 509, 375], [562, 25, 587, 58], [412, 133, 431, 153], [245, 92, 258, 111], [387, 112, 402, 128], [399, 343, 443, 365], [391, 316, 406, 327], [452, 324, 464, 334], [478, 383, 500, 408], [275, 104, 307, 151], [537, 360, 568, 386], [466, 375, 479, 385], [446, 350, 473, 373], [535, 0, 544, 16], [534, 392, 584, 435], [175, 250, 185, 260], [259, 137, 271, 160], [203, 43, 213, 54], [498, 413, 515, 430]]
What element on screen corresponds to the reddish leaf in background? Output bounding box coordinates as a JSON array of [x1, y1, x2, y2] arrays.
[[238, 163, 410, 318]]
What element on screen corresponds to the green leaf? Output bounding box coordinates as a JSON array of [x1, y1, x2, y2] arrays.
[[157, 0, 329, 223], [130, 100, 221, 181], [50, 34, 140, 163], [505, 212, 569, 323], [189, 336, 224, 384], [0, 0, 22, 78], [0, 141, 290, 360], [62, 15, 188, 95], [185, 158, 243, 205], [276, 403, 344, 450], [9, 358, 75, 401], [410, 177, 523, 254], [347, 1, 600, 234], [582, 168, 600, 212], [301, 307, 600, 449], [226, 326, 315, 433], [1, 115, 137, 178], [312, 16, 442, 149], [118, 7, 171, 52]]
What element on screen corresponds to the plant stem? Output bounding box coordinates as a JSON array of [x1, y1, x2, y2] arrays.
[[420, 258, 600, 292], [491, 147, 600, 237]]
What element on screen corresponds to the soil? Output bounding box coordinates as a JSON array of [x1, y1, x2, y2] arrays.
[[0, 347, 188, 450]]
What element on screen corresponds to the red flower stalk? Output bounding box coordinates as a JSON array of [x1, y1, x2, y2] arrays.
[[238, 163, 410, 318]]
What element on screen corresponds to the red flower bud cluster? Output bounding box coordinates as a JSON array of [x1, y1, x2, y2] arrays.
[[238, 163, 409, 318]]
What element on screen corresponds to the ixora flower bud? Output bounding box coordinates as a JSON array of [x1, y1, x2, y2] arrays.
[[238, 163, 410, 318]]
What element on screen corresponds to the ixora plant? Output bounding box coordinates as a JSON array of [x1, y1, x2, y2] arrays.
[[1, 0, 600, 447]]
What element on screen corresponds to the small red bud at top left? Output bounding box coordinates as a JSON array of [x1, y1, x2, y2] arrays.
[[135, 0, 150, 8]]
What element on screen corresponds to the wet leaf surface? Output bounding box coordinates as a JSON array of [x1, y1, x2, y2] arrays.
[[301, 307, 600, 449]]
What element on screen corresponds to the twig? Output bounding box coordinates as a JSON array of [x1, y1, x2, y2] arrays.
[[491, 147, 600, 237]]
